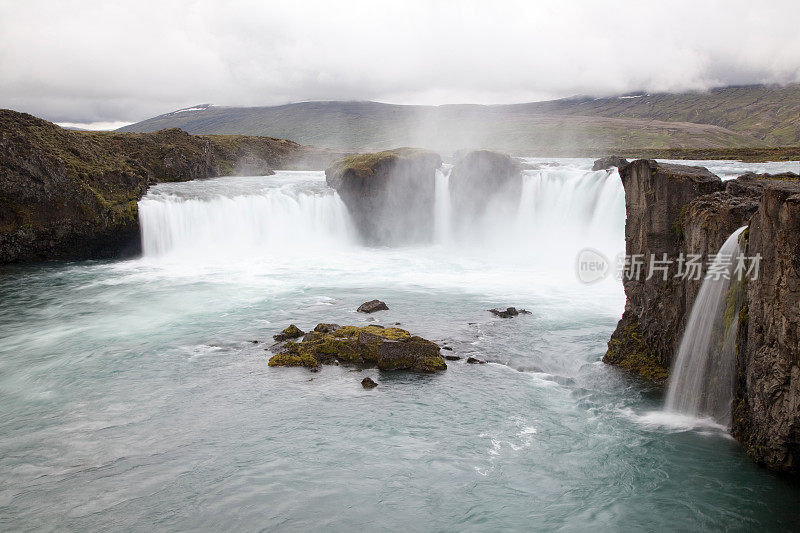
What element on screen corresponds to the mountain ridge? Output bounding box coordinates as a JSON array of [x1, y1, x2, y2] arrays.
[[119, 84, 800, 153]]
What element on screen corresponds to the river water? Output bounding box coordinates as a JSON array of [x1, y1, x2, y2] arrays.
[[1, 159, 798, 530]]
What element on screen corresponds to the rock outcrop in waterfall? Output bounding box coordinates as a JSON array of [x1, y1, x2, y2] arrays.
[[325, 148, 442, 245], [448, 150, 523, 234], [604, 158, 800, 476], [592, 156, 629, 171], [0, 109, 343, 263]]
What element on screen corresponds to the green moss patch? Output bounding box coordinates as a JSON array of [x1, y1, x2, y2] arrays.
[[603, 313, 669, 383], [267, 342, 319, 369], [325, 148, 440, 183], [273, 324, 304, 341]]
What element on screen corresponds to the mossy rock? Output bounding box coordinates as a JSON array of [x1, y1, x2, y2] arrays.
[[313, 323, 341, 333], [603, 312, 669, 383], [267, 342, 319, 369], [360, 325, 411, 341], [268, 323, 447, 373], [273, 324, 305, 341], [325, 148, 441, 184]]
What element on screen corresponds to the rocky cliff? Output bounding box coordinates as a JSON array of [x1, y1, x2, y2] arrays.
[[733, 179, 800, 474], [325, 148, 442, 244], [605, 159, 800, 475], [0, 109, 342, 263], [604, 160, 728, 381]]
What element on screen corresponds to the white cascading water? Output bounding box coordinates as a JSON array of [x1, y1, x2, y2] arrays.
[[138, 173, 356, 261], [138, 164, 626, 279], [515, 167, 625, 255], [432, 165, 625, 262], [665, 226, 747, 425]]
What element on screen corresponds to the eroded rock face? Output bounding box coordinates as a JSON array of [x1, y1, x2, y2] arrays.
[[0, 109, 341, 263], [733, 180, 800, 475], [605, 162, 787, 382], [604, 310, 669, 383], [448, 150, 522, 233], [325, 148, 442, 245], [603, 160, 725, 377], [267, 324, 447, 373]]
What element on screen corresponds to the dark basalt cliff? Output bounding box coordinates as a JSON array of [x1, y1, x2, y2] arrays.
[[605, 158, 800, 475], [0, 109, 342, 263], [604, 160, 730, 381], [325, 148, 442, 245], [733, 180, 800, 473]]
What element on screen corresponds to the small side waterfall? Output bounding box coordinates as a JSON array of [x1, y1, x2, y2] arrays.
[[665, 226, 747, 425]]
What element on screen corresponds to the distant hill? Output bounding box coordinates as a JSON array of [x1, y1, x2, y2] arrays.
[[119, 84, 800, 154]]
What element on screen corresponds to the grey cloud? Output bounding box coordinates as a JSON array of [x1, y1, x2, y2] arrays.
[[1, 0, 799, 123]]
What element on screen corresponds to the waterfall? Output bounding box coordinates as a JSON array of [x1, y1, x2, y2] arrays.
[[137, 165, 625, 272], [516, 168, 625, 238], [434, 165, 453, 243], [665, 226, 747, 425], [138, 173, 356, 261], [505, 167, 625, 265]]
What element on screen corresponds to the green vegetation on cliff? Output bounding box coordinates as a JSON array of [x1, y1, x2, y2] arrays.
[[603, 312, 670, 383], [610, 146, 800, 163], [0, 109, 341, 263], [325, 148, 441, 182]]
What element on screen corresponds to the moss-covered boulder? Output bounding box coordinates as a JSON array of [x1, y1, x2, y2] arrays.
[[361, 377, 378, 388], [273, 324, 305, 341], [325, 148, 442, 245], [268, 324, 447, 373]]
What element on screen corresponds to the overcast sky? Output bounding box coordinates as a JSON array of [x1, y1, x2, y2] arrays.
[[1, 0, 799, 125]]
